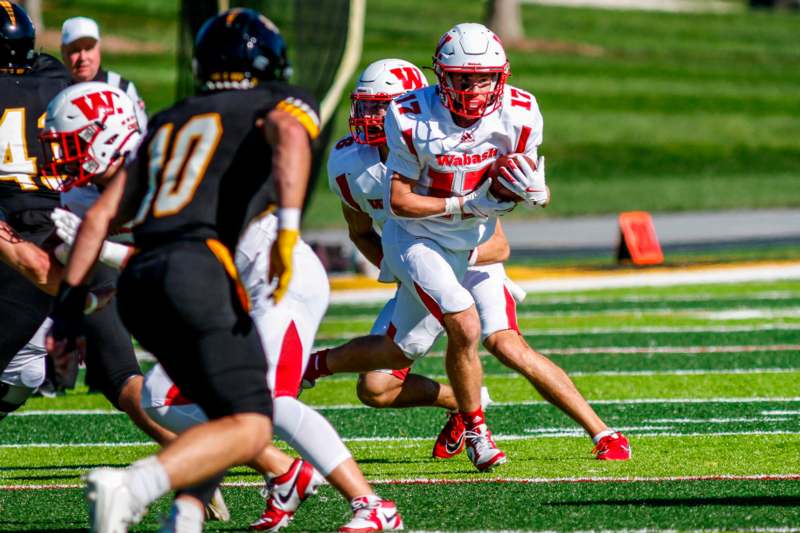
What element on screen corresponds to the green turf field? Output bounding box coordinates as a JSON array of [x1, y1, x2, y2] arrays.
[[2, 278, 799, 531], [41, 0, 800, 228]]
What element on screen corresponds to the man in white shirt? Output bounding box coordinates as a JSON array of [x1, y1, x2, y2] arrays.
[[60, 16, 148, 130]]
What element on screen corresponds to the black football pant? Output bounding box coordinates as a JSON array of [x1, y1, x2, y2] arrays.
[[117, 240, 272, 421], [81, 264, 142, 409]]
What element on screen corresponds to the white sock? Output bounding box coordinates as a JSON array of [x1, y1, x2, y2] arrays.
[[127, 456, 171, 508], [172, 498, 204, 533], [592, 429, 617, 445], [351, 494, 381, 508]]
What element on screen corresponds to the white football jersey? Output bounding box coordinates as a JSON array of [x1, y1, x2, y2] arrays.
[[60, 185, 134, 244], [384, 83, 543, 250], [327, 136, 389, 231]]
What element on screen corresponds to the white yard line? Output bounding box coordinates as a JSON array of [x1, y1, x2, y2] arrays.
[[329, 307, 800, 321], [16, 397, 800, 417], [306, 366, 800, 381], [3, 473, 798, 491], [549, 325, 800, 334], [314, 341, 800, 359], [540, 344, 800, 355], [317, 323, 800, 341], [1, 429, 798, 449]]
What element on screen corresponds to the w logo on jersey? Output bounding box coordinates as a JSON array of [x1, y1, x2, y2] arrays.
[[390, 67, 425, 91], [71, 90, 120, 121]]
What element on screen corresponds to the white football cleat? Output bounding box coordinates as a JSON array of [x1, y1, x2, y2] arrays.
[[86, 468, 144, 533], [205, 488, 230, 522], [339, 495, 403, 532], [464, 423, 507, 472], [157, 503, 203, 533]]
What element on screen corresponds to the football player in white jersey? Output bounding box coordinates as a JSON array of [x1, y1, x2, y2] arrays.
[[307, 55, 631, 465], [44, 83, 402, 532], [312, 58, 501, 415]]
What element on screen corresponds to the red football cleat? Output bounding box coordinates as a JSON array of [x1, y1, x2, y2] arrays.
[[432, 411, 466, 459], [592, 432, 631, 461], [250, 459, 323, 531]]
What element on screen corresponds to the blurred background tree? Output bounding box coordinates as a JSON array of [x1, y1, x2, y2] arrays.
[[486, 0, 524, 43]]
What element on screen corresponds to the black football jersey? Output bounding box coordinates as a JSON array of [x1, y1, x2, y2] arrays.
[[0, 54, 71, 213], [128, 83, 319, 251]]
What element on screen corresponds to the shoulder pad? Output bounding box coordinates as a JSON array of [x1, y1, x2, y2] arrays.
[[501, 85, 542, 123], [327, 136, 378, 212], [327, 136, 368, 187], [389, 85, 434, 124]]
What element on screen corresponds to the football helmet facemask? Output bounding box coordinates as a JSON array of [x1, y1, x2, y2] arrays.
[[349, 59, 427, 145], [0, 2, 35, 74], [193, 8, 291, 91], [433, 23, 509, 119], [39, 82, 142, 191]]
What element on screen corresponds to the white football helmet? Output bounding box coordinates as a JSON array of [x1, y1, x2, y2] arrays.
[[349, 58, 427, 145], [40, 81, 142, 191], [433, 23, 509, 119]]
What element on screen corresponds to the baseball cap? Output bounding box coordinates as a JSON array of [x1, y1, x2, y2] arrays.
[[61, 17, 100, 46]]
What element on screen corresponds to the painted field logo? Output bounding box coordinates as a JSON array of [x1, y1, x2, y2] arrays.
[[436, 147, 497, 167]]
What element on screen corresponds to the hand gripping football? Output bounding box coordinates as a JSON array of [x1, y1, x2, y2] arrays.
[[488, 153, 538, 202]]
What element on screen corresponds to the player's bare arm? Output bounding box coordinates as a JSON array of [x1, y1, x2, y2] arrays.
[[0, 221, 62, 294], [389, 173, 450, 217], [262, 108, 312, 211], [342, 203, 383, 267], [62, 168, 128, 287], [262, 107, 313, 302], [473, 220, 510, 266]]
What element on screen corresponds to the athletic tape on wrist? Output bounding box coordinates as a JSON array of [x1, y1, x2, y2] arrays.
[[444, 196, 461, 215], [278, 208, 301, 231]]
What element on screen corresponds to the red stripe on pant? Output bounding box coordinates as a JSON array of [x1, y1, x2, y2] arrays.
[[274, 321, 303, 397], [384, 323, 409, 380], [413, 282, 445, 325], [391, 367, 410, 381], [503, 286, 520, 334], [164, 384, 193, 406]]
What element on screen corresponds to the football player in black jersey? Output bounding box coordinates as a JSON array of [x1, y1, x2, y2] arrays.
[[0, 2, 71, 366], [50, 9, 322, 532]]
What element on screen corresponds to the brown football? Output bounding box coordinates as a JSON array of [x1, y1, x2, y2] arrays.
[[488, 153, 537, 202]]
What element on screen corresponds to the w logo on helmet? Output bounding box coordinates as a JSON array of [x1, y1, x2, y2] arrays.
[[71, 90, 120, 121], [390, 67, 425, 91]]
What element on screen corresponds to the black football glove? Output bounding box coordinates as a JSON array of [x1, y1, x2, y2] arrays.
[[46, 282, 89, 388]]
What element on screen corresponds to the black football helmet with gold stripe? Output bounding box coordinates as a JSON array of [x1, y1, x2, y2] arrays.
[[0, 1, 35, 73], [193, 8, 291, 91]]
